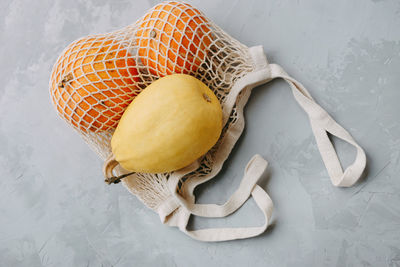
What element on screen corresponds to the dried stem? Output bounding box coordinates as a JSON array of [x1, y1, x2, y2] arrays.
[[104, 172, 135, 185]]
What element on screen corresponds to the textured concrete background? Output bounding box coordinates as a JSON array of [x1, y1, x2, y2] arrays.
[[0, 0, 399, 266]]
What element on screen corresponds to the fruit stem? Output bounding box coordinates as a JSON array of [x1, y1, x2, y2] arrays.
[[202, 93, 211, 102], [58, 73, 73, 88], [150, 30, 157, 38], [104, 172, 135, 185]]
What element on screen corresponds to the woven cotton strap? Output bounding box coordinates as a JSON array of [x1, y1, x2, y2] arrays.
[[159, 155, 274, 242], [161, 46, 366, 242], [180, 184, 273, 242], [167, 154, 269, 217], [268, 64, 367, 187]]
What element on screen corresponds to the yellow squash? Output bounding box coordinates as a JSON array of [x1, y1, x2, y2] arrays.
[[111, 74, 222, 173]]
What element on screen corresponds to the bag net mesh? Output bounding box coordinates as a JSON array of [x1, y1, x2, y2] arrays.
[[49, 1, 255, 210]]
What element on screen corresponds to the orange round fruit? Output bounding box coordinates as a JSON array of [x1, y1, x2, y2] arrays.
[[136, 1, 212, 76], [50, 35, 140, 132]]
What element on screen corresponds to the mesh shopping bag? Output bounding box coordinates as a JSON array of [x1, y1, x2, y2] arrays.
[[49, 1, 366, 242]]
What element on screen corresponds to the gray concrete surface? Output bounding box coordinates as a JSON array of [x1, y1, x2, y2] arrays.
[[1, 0, 399, 266]]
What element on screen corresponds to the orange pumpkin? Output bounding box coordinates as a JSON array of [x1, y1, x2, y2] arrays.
[[136, 1, 212, 76], [50, 35, 140, 132]]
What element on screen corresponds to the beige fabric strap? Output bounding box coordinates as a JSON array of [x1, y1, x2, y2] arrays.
[[160, 45, 366, 242], [167, 154, 268, 217], [158, 47, 274, 242], [158, 155, 274, 242], [221, 54, 270, 127], [268, 64, 367, 187], [179, 184, 273, 242]]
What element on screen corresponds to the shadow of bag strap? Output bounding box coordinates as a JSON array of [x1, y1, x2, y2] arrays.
[[268, 64, 366, 187]]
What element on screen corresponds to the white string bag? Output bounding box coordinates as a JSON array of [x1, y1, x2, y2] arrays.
[[49, 1, 367, 242]]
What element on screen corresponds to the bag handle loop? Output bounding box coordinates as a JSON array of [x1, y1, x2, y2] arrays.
[[164, 46, 366, 241], [268, 63, 366, 186]]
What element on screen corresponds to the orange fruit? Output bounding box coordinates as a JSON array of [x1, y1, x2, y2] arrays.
[[50, 35, 140, 132], [136, 1, 212, 76]]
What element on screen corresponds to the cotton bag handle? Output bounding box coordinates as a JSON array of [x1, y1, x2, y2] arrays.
[[267, 63, 367, 187], [180, 184, 273, 242], [217, 46, 366, 189], [160, 154, 273, 242], [165, 46, 366, 242], [167, 154, 270, 218]]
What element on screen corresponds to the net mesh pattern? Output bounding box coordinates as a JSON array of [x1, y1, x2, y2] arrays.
[[49, 1, 255, 210]]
